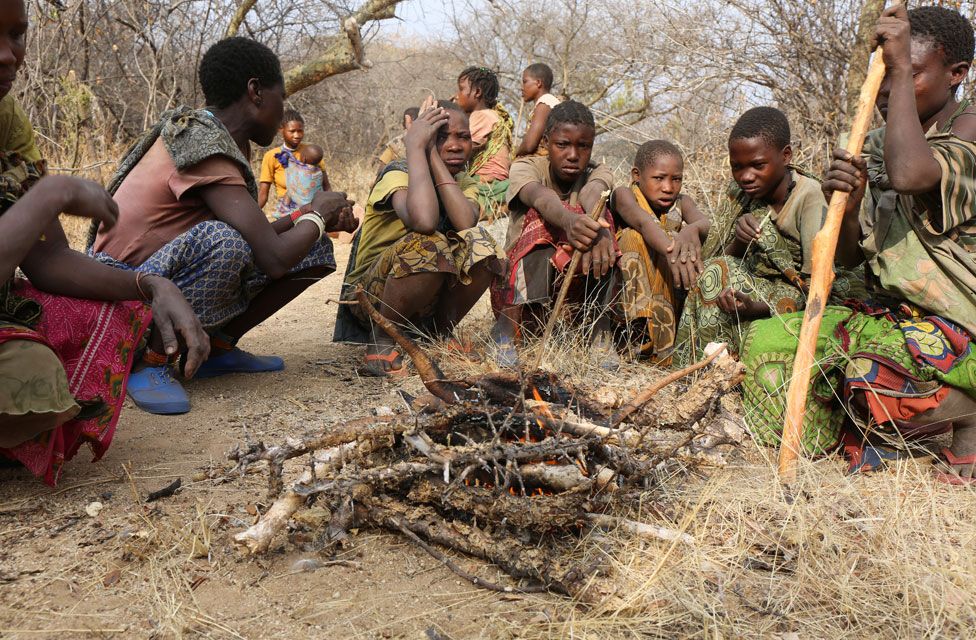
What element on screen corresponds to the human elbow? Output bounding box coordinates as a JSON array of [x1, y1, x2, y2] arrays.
[[887, 164, 941, 195], [407, 219, 438, 235]]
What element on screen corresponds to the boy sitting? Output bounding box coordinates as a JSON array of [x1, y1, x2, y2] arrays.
[[673, 107, 861, 366], [741, 5, 976, 482], [335, 98, 502, 376], [610, 140, 710, 364], [515, 63, 561, 158], [274, 144, 325, 219], [491, 100, 618, 368], [455, 66, 514, 218]]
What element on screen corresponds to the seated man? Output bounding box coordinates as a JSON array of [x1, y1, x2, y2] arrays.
[[334, 99, 502, 376], [490, 100, 618, 368], [90, 37, 356, 415], [741, 5, 976, 483]]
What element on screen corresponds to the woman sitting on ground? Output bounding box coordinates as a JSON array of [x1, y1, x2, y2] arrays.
[[90, 37, 357, 415], [0, 0, 208, 484], [334, 98, 502, 376]]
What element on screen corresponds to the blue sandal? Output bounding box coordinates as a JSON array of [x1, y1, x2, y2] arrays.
[[194, 347, 285, 379]]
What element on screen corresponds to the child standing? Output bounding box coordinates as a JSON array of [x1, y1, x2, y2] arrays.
[[257, 109, 330, 209], [610, 140, 710, 363], [672, 107, 861, 366], [335, 98, 502, 376], [515, 63, 561, 158], [274, 144, 325, 219], [491, 100, 618, 368], [455, 67, 513, 217], [741, 6, 976, 480]]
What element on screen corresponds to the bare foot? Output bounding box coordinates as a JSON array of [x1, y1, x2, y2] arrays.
[[362, 327, 404, 376], [947, 422, 976, 480]]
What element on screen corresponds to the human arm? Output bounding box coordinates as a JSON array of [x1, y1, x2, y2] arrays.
[[199, 183, 353, 280], [874, 5, 942, 194], [679, 195, 710, 242], [257, 151, 276, 209], [515, 103, 551, 157], [613, 187, 699, 288], [12, 176, 209, 375], [394, 107, 479, 233]]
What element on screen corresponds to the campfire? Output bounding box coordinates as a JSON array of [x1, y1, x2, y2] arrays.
[[228, 291, 745, 597]]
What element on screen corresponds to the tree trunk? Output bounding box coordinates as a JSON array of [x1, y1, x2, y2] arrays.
[[845, 0, 886, 118]]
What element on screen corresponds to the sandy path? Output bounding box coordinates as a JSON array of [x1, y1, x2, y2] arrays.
[[0, 244, 540, 639]]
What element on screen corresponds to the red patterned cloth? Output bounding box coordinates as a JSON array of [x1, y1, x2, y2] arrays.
[[496, 202, 620, 307], [0, 280, 150, 485]]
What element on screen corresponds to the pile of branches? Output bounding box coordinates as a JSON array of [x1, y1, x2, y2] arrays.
[[228, 292, 745, 596]]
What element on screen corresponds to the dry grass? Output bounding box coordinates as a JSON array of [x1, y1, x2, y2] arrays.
[[36, 141, 976, 639], [485, 451, 976, 639]]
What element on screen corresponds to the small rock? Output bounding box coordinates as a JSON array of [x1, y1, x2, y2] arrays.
[[291, 558, 323, 573], [85, 502, 103, 518]]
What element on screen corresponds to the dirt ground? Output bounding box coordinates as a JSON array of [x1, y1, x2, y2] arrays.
[[0, 243, 550, 639]]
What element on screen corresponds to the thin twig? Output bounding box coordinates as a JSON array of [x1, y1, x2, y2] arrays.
[[391, 517, 548, 594]]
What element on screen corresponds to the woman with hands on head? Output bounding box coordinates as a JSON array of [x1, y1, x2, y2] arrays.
[[333, 95, 502, 376], [0, 0, 208, 484]]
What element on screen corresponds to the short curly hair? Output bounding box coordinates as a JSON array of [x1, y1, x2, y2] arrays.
[[524, 63, 554, 91], [909, 6, 975, 67], [729, 106, 791, 150], [634, 140, 682, 171], [199, 37, 284, 109], [545, 100, 595, 135], [458, 66, 500, 108]]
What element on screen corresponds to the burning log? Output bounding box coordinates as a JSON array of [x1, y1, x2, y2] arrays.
[[229, 305, 745, 596]]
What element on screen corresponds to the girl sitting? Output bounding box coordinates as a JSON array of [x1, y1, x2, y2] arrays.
[[335, 98, 502, 376]]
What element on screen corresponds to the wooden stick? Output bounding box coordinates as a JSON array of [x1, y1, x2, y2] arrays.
[[530, 189, 611, 371], [610, 347, 725, 427], [511, 98, 525, 159], [778, 38, 889, 482], [354, 287, 465, 403]]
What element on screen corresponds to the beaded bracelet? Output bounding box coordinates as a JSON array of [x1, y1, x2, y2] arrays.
[[434, 180, 457, 188]]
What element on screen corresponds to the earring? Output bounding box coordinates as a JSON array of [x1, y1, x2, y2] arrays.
[[256, 98, 263, 107]]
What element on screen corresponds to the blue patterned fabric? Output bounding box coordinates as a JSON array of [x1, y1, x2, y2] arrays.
[[93, 220, 335, 330]]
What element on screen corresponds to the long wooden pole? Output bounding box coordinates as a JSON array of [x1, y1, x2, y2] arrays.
[[778, 37, 890, 481], [512, 99, 526, 159], [530, 190, 611, 371]]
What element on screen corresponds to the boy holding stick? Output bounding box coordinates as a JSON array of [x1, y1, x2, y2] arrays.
[[742, 5, 976, 483]]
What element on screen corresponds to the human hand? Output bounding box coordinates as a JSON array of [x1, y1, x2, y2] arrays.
[[716, 288, 766, 319], [405, 105, 449, 151], [580, 230, 616, 279], [823, 148, 867, 217], [143, 275, 209, 378], [310, 191, 355, 232], [563, 213, 609, 251], [873, 4, 912, 72], [734, 213, 762, 245], [666, 227, 704, 289], [417, 94, 436, 116], [46, 175, 120, 230]]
